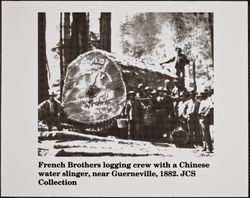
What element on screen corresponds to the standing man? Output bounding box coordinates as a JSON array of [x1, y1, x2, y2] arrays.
[[144, 86, 154, 111], [125, 91, 146, 139], [182, 91, 202, 147], [171, 78, 181, 127], [157, 86, 174, 138], [150, 89, 158, 113], [163, 79, 172, 95], [160, 47, 190, 89], [38, 92, 64, 131], [136, 83, 147, 100], [198, 90, 214, 152]]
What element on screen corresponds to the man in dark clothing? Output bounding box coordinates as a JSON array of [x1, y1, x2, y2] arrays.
[[38, 92, 64, 131], [171, 79, 181, 128], [125, 91, 146, 139], [150, 90, 158, 113], [156, 87, 175, 138], [136, 83, 147, 100], [160, 47, 190, 89], [163, 79, 172, 95], [143, 86, 154, 112]]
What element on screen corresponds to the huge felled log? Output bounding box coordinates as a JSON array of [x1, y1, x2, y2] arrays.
[[62, 49, 173, 130], [62, 50, 127, 125]]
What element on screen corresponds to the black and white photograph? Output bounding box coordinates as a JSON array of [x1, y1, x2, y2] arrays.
[[38, 12, 214, 157], [1, 1, 248, 197]]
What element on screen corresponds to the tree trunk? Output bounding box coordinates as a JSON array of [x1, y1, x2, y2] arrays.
[[100, 13, 111, 52], [71, 13, 80, 62], [208, 13, 214, 63], [38, 13, 49, 104], [192, 60, 197, 92], [63, 13, 71, 74], [79, 13, 89, 54], [59, 13, 64, 101], [70, 13, 89, 62]]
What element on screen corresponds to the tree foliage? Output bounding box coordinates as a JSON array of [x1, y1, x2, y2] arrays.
[[120, 13, 214, 89]]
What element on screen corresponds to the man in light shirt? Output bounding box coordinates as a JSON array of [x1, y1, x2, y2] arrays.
[[182, 90, 202, 147], [198, 90, 214, 152]]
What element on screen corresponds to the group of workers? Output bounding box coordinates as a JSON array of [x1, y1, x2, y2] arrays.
[[124, 78, 214, 153], [38, 47, 214, 152]]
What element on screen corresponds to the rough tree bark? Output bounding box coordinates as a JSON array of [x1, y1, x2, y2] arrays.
[[71, 13, 80, 62], [100, 13, 111, 52], [38, 13, 49, 104], [70, 13, 89, 62], [63, 13, 71, 74], [192, 60, 197, 92], [59, 13, 64, 101], [208, 13, 214, 63], [79, 13, 89, 54]]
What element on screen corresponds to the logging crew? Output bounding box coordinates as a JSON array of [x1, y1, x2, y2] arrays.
[[160, 47, 190, 89], [38, 92, 64, 131], [125, 91, 146, 139]]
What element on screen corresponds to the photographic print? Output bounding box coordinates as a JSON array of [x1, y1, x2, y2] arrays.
[[38, 12, 214, 157], [1, 1, 248, 197]]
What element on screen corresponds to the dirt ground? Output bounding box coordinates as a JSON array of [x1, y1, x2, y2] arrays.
[[38, 128, 214, 157]]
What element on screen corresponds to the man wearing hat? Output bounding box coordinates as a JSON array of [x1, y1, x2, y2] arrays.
[[136, 83, 147, 100], [160, 47, 190, 89], [171, 79, 180, 99], [163, 79, 172, 95], [143, 86, 154, 111], [182, 90, 202, 147], [171, 78, 181, 122], [150, 89, 158, 112], [38, 92, 64, 131], [125, 90, 146, 139], [156, 86, 175, 138], [198, 90, 214, 152], [144, 86, 153, 96]]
